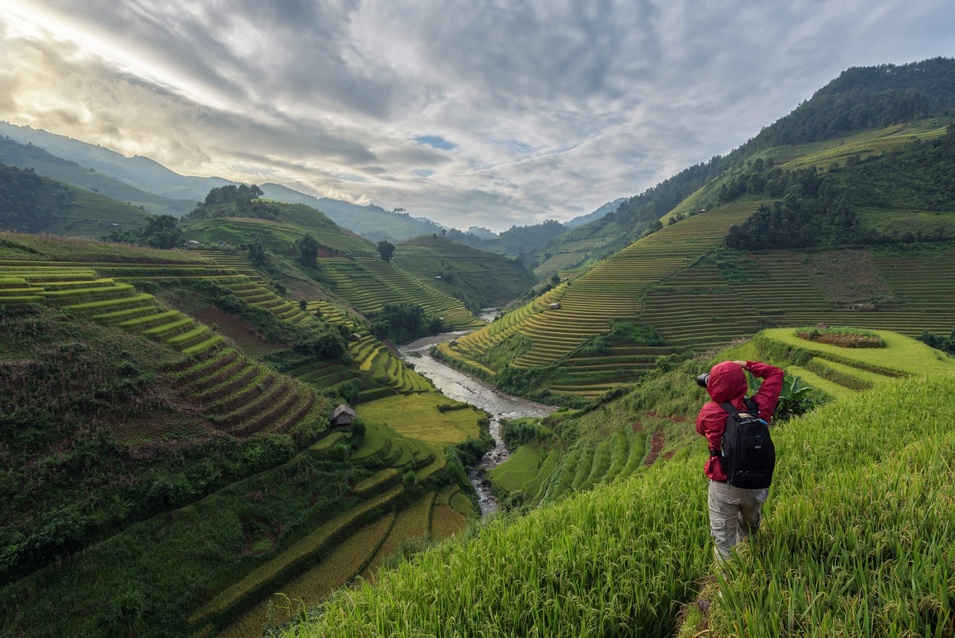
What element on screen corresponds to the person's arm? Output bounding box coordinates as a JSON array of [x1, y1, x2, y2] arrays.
[[739, 360, 784, 420]]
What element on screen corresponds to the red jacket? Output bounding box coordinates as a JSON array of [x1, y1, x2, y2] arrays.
[[695, 361, 784, 482]]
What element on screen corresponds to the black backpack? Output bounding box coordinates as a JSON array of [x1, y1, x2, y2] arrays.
[[720, 398, 775, 489]]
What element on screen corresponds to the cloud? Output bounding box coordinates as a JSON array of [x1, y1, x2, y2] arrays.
[[1, 0, 954, 231]]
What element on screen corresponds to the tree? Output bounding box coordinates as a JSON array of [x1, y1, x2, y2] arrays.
[[377, 240, 396, 263], [202, 183, 263, 206], [141, 215, 183, 249], [248, 241, 267, 267], [296, 234, 319, 267]]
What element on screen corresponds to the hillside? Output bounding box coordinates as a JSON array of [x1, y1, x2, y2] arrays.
[[529, 58, 955, 276], [5, 56, 955, 638], [0, 232, 489, 636], [278, 329, 955, 637], [0, 121, 232, 201], [393, 234, 539, 309], [260, 183, 445, 243], [0, 162, 156, 238], [440, 119, 955, 401], [0, 135, 195, 217]]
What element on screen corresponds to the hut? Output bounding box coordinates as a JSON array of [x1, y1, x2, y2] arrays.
[[330, 405, 357, 428], [549, 302, 561, 310]]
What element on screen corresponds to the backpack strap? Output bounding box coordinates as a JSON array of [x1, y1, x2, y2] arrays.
[[720, 402, 739, 416], [721, 398, 760, 418]]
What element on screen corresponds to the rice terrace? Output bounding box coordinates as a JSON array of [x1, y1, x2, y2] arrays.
[[2, 45, 955, 638]]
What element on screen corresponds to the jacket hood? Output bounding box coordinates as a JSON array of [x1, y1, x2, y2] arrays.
[[706, 361, 747, 403]]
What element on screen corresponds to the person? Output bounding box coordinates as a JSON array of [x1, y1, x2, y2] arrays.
[[696, 359, 784, 562]]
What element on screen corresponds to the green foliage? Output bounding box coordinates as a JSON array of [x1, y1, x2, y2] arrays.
[[608, 321, 667, 345], [248, 240, 268, 267], [377, 240, 395, 263], [368, 303, 427, 343], [483, 333, 532, 370], [725, 126, 955, 250], [102, 214, 184, 249], [500, 418, 554, 449], [2, 444, 383, 637], [0, 162, 76, 233], [767, 374, 817, 421], [296, 234, 319, 267], [795, 325, 886, 348], [917, 326, 955, 354], [203, 183, 264, 207]]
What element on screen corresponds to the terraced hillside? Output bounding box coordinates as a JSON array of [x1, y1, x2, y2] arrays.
[[640, 245, 955, 348], [0, 233, 484, 637], [439, 201, 761, 396], [186, 250, 448, 402], [441, 119, 955, 400], [393, 234, 538, 309], [0, 262, 346, 443], [488, 327, 955, 509], [0, 263, 225, 355], [184, 211, 374, 257], [198, 422, 476, 637], [320, 256, 482, 329]]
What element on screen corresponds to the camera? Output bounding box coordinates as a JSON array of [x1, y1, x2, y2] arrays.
[[695, 373, 710, 388]]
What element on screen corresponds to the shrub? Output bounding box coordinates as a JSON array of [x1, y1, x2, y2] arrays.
[[795, 326, 886, 348]]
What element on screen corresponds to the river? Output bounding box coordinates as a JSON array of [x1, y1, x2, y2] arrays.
[[398, 323, 557, 515]]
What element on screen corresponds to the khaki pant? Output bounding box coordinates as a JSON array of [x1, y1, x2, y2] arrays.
[[708, 479, 768, 561]]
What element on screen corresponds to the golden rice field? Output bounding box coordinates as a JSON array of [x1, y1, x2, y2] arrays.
[[355, 394, 484, 446]]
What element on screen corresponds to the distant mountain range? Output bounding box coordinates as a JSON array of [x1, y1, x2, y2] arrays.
[[0, 121, 623, 247]]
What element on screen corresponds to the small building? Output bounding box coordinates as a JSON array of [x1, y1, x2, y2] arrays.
[[549, 302, 561, 310], [449, 338, 459, 346], [330, 405, 357, 428], [349, 333, 362, 342]]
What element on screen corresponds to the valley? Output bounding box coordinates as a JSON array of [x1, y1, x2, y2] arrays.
[[2, 57, 955, 638]]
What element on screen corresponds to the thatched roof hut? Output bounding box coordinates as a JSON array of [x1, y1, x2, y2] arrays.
[[330, 404, 357, 428]]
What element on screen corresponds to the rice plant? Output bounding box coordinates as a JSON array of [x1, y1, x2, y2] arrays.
[[281, 374, 955, 638]]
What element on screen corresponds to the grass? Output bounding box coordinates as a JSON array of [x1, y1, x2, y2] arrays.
[[488, 445, 544, 493], [356, 394, 484, 446], [280, 372, 955, 638], [757, 328, 955, 376], [216, 513, 398, 638], [0, 230, 487, 637], [188, 485, 405, 626], [704, 376, 955, 637]]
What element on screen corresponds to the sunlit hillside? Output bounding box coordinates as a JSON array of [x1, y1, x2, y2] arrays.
[[438, 120, 955, 401], [279, 329, 955, 637], [0, 231, 488, 636]]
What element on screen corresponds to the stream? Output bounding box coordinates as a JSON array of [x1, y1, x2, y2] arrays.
[[398, 313, 557, 515]]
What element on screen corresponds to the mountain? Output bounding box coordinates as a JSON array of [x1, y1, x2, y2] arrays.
[[0, 123, 461, 244], [529, 57, 955, 277], [0, 135, 196, 217], [258, 182, 445, 242], [438, 58, 955, 401], [564, 197, 627, 228], [0, 162, 153, 237], [0, 122, 233, 201]]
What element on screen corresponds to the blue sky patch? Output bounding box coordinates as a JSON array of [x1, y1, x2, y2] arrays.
[[414, 135, 456, 151]]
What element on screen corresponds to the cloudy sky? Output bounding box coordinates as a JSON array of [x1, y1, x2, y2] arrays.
[[1, 1, 953, 231]]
